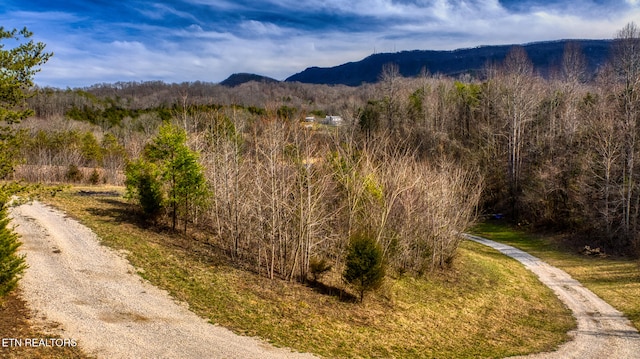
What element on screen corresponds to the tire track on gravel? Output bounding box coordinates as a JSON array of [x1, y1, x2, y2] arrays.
[[465, 234, 640, 359], [10, 201, 316, 359]]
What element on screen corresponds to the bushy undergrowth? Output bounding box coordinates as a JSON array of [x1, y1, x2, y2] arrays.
[[45, 189, 576, 358]]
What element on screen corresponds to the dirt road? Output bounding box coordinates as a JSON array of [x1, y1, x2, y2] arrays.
[[465, 234, 640, 358], [10, 201, 316, 359]]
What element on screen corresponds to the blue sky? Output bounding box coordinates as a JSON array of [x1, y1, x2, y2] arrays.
[[2, 0, 638, 88]]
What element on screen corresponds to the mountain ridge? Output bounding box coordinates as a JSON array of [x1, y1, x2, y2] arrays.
[[220, 73, 279, 87], [284, 39, 613, 86]]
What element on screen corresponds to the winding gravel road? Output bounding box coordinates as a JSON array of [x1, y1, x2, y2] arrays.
[[8, 199, 640, 358], [10, 201, 316, 359], [465, 234, 640, 358]]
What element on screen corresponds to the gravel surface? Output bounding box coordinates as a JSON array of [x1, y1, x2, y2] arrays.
[[465, 234, 640, 359], [10, 199, 640, 358], [10, 201, 316, 359]]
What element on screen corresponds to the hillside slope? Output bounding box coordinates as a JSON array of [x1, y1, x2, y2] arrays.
[[286, 40, 611, 86]]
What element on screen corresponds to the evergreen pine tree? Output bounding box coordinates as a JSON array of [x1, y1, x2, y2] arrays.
[[0, 196, 27, 299], [0, 26, 49, 299], [126, 123, 208, 231], [343, 232, 385, 302], [125, 159, 163, 219]]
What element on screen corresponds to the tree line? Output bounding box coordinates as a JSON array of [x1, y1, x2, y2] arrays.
[[5, 23, 640, 300], [345, 24, 640, 255]]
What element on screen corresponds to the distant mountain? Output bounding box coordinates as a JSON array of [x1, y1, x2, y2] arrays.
[[285, 40, 612, 86], [220, 73, 280, 87]]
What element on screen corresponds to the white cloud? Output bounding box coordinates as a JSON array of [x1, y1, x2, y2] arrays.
[[136, 3, 199, 22], [187, 24, 204, 32], [239, 20, 287, 37], [5, 10, 82, 24], [17, 0, 640, 88]]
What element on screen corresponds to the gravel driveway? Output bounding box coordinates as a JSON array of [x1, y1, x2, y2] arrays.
[[9, 199, 640, 358], [465, 234, 640, 358], [10, 201, 316, 359]]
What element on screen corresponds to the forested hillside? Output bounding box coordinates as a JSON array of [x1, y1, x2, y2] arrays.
[[9, 26, 640, 282], [286, 39, 612, 86]]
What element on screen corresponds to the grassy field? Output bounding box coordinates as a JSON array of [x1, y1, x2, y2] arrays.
[[473, 221, 640, 331], [39, 186, 575, 358]]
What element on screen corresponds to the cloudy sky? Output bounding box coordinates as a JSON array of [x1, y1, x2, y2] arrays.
[[3, 0, 639, 88]]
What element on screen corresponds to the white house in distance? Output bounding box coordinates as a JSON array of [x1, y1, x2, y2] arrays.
[[323, 115, 343, 126]]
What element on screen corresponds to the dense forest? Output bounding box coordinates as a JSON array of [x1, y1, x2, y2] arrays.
[[7, 24, 640, 283]]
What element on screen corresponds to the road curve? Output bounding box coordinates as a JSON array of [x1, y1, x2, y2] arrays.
[[9, 199, 640, 358], [465, 234, 640, 359], [10, 201, 316, 359]]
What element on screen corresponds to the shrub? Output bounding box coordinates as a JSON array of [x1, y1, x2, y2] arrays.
[[89, 168, 100, 185], [0, 196, 27, 299], [125, 159, 163, 219], [343, 232, 385, 302], [309, 257, 332, 282], [65, 164, 83, 183]]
